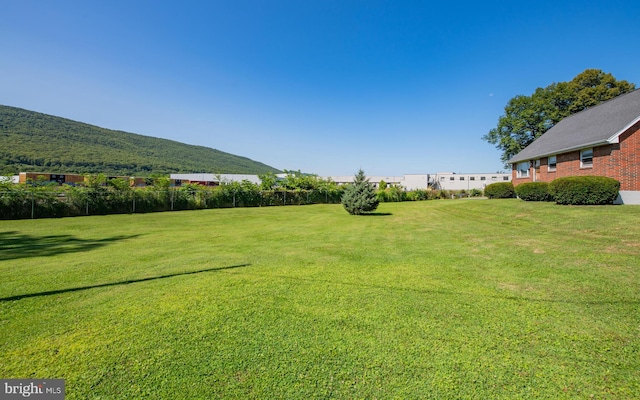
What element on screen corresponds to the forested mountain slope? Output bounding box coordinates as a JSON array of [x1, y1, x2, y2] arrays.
[[0, 105, 281, 176]]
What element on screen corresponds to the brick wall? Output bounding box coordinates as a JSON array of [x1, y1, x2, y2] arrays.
[[512, 121, 640, 191], [616, 121, 640, 191]]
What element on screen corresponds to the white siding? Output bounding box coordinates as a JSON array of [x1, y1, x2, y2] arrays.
[[433, 173, 511, 191]]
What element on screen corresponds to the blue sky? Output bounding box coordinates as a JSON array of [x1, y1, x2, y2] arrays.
[[2, 1, 639, 176]]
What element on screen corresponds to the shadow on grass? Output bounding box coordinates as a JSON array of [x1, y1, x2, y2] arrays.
[[0, 231, 141, 261], [360, 212, 393, 216], [0, 264, 251, 302]]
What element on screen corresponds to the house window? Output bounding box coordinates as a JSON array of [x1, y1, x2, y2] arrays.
[[503, 176, 509, 181], [440, 177, 445, 181], [450, 177, 455, 181], [491, 176, 497, 181], [470, 177, 475, 181], [580, 148, 593, 168], [480, 177, 486, 181], [460, 177, 465, 180], [516, 161, 530, 178], [548, 155, 557, 172]]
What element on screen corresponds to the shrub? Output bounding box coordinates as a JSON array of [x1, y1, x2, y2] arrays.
[[484, 182, 515, 199], [405, 189, 435, 201], [549, 176, 620, 205], [341, 169, 379, 215], [515, 182, 553, 202], [469, 188, 483, 197]]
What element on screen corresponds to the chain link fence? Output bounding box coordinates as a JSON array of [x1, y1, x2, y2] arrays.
[[0, 187, 345, 220]]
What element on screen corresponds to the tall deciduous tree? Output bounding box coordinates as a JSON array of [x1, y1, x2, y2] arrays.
[[341, 169, 379, 215], [484, 69, 635, 165]]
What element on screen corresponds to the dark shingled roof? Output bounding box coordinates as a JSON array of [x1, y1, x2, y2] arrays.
[[509, 89, 640, 164]]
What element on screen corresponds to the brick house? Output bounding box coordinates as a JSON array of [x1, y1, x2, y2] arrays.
[[509, 89, 640, 204]]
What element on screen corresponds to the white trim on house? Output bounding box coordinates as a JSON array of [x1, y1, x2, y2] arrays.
[[607, 115, 640, 144]]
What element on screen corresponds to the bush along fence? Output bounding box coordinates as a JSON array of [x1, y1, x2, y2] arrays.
[[0, 182, 484, 220], [0, 184, 348, 220]]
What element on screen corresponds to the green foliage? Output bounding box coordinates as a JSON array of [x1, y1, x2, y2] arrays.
[[469, 188, 483, 197], [404, 189, 437, 201], [484, 182, 516, 199], [258, 172, 278, 190], [106, 178, 131, 191], [0, 105, 281, 176], [514, 182, 553, 202], [280, 170, 325, 190], [0, 181, 347, 219], [549, 176, 620, 205], [376, 185, 405, 202], [341, 169, 379, 215], [483, 69, 635, 165]]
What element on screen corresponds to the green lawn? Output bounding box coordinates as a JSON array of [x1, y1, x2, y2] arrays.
[[1, 200, 639, 399]]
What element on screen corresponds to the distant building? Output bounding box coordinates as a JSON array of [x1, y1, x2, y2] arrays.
[[10, 171, 509, 193], [19, 172, 87, 185], [15, 172, 178, 187], [174, 172, 511, 191], [170, 174, 261, 186], [431, 172, 511, 191], [325, 175, 411, 188]]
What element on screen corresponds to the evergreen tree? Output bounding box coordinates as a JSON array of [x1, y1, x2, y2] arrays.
[[341, 169, 379, 215]]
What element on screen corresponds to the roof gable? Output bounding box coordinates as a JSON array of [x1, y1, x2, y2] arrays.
[[509, 89, 640, 163]]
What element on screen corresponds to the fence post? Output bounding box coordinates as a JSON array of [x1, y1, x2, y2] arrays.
[[132, 192, 136, 213], [31, 192, 35, 219]]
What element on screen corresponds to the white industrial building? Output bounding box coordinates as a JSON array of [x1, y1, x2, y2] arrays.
[[326, 174, 431, 190], [169, 172, 510, 191], [431, 172, 511, 191]]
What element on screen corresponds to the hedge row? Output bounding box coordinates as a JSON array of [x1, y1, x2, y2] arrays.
[[489, 176, 620, 205], [549, 176, 620, 205]]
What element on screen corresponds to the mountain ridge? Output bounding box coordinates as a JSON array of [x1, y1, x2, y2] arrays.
[[0, 104, 281, 176]]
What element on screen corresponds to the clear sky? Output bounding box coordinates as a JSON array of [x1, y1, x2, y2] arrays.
[[2, 1, 639, 176]]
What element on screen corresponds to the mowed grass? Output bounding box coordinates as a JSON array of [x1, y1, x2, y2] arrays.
[[1, 200, 639, 399]]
